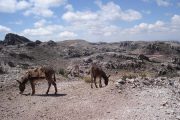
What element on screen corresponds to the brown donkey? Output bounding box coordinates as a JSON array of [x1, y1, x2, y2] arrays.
[[16, 66, 57, 95], [90, 64, 110, 88]]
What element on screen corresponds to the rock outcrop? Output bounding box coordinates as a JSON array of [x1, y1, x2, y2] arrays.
[[3, 33, 31, 45]]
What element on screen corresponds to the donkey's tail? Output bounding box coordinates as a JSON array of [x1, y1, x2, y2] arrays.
[[54, 73, 56, 82]]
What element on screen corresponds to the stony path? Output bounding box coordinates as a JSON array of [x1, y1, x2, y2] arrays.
[[0, 80, 177, 120]]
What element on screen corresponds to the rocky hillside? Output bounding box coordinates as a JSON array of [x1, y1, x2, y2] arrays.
[[0, 34, 180, 77]]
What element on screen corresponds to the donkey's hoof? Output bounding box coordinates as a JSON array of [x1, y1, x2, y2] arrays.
[[54, 92, 57, 95]]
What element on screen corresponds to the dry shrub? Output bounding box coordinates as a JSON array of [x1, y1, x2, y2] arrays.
[[0, 66, 5, 74], [122, 73, 137, 81], [83, 76, 92, 83], [58, 68, 69, 78], [120, 70, 155, 81]]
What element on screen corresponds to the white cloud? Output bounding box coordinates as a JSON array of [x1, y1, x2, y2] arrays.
[[156, 0, 171, 7], [62, 11, 98, 22], [34, 19, 47, 28], [142, 0, 171, 7], [122, 14, 180, 37], [0, 0, 66, 17], [123, 20, 167, 34], [65, 4, 73, 11], [24, 7, 54, 17], [17, 1, 31, 10], [96, 1, 142, 22], [23, 27, 52, 36], [171, 14, 180, 32], [0, 0, 31, 13], [63, 1, 142, 23], [31, 0, 66, 8], [171, 14, 180, 25], [59, 31, 77, 38], [0, 25, 11, 33], [22, 24, 63, 36], [61, 1, 142, 41], [24, 0, 66, 17]]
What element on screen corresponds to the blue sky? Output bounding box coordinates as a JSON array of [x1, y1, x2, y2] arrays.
[[0, 0, 180, 42]]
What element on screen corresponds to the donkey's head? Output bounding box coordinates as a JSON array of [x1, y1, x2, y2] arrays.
[[16, 72, 29, 94], [16, 80, 25, 94], [104, 75, 110, 86]]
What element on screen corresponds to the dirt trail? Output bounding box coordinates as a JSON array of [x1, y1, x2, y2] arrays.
[[0, 79, 175, 120]]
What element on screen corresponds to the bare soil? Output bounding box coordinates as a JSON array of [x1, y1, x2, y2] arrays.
[[0, 76, 177, 120]]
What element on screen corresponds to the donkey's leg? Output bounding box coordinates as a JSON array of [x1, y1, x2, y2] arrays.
[[91, 76, 93, 88], [52, 81, 57, 94], [30, 81, 35, 95], [94, 77, 98, 88], [46, 82, 51, 95], [99, 77, 102, 88]]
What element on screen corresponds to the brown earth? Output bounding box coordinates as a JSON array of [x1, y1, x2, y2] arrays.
[[0, 75, 178, 120]]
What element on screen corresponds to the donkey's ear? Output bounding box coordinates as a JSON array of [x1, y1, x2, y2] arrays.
[[108, 75, 111, 78], [16, 80, 21, 84]]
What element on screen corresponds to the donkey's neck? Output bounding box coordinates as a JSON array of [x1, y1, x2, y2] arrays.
[[21, 78, 29, 84]]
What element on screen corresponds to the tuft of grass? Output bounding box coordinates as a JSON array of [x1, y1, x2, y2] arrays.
[[83, 76, 92, 83], [139, 72, 147, 79], [0, 66, 5, 74], [120, 70, 156, 81], [122, 74, 137, 81], [58, 68, 65, 76]]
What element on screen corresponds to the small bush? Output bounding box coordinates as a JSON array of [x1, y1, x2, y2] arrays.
[[0, 66, 5, 74], [19, 53, 34, 60], [83, 76, 92, 83], [122, 73, 137, 81], [139, 72, 147, 79], [8, 61, 16, 67], [58, 68, 65, 76]]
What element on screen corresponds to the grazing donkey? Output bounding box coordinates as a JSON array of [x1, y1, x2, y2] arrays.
[[16, 66, 57, 95], [90, 64, 110, 88]]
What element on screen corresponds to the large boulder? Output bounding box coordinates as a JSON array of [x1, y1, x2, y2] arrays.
[[138, 54, 150, 61], [3, 33, 31, 45]]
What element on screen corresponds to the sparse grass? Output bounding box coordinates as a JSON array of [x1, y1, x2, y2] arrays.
[[120, 70, 156, 80], [138, 71, 156, 78], [122, 73, 137, 81], [58, 68, 65, 76], [0, 66, 5, 74], [59, 68, 69, 78], [83, 76, 92, 83], [139, 72, 147, 79]]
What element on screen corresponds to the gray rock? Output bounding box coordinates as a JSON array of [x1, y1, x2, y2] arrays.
[[3, 33, 31, 45]]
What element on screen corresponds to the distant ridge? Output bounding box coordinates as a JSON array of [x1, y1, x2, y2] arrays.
[[3, 33, 31, 45]]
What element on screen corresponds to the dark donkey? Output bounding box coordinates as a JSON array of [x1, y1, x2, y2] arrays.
[[16, 66, 57, 95], [90, 64, 110, 88]]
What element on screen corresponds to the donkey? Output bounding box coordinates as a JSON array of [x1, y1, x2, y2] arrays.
[[90, 64, 110, 88], [16, 66, 57, 95]]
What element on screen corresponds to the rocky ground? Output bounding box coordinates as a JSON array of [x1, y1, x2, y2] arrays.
[[0, 33, 180, 120], [0, 75, 180, 120]]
